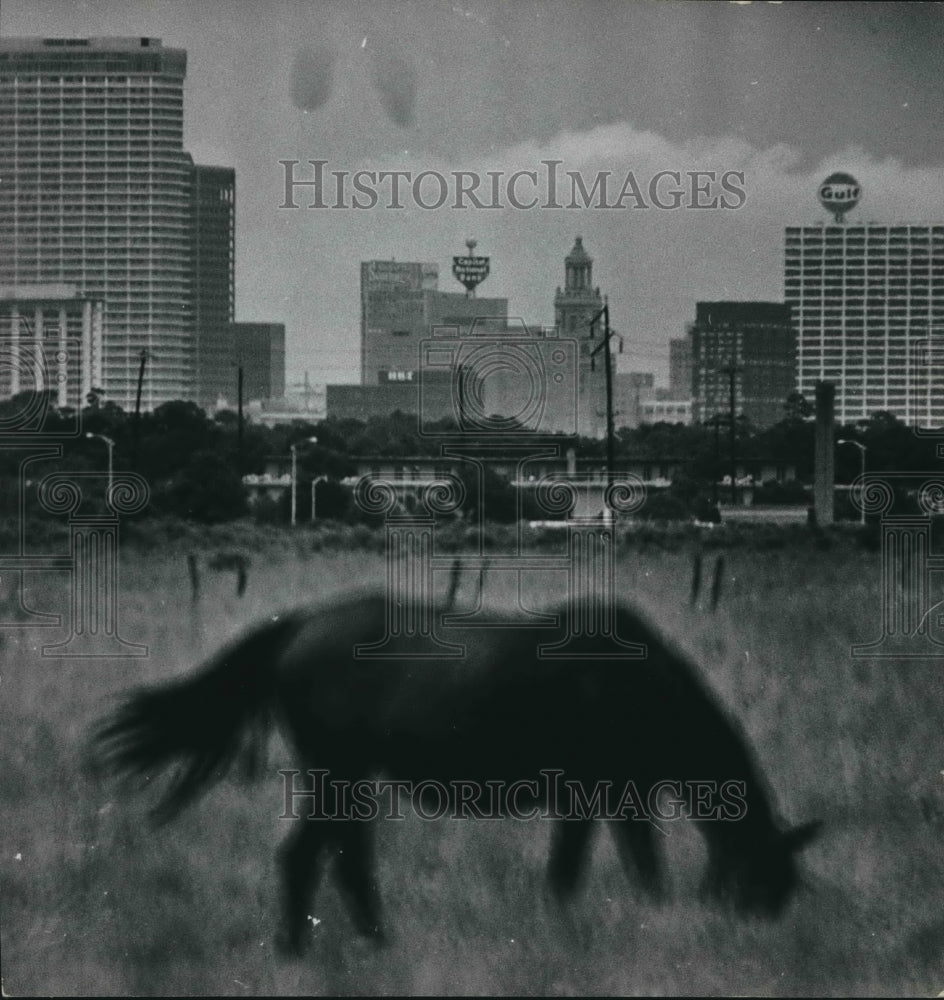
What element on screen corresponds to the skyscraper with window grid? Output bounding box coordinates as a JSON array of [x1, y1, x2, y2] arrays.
[[784, 224, 944, 428], [0, 36, 228, 410]]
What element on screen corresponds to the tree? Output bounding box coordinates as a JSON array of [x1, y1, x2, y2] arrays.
[[162, 449, 248, 523], [86, 387, 106, 409], [783, 391, 813, 421]]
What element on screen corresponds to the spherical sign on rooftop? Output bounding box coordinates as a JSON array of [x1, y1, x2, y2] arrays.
[[818, 172, 861, 223]]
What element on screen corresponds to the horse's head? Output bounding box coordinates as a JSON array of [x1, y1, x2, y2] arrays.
[[704, 820, 821, 918]]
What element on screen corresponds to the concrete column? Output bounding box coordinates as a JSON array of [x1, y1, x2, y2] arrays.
[[813, 381, 835, 527]]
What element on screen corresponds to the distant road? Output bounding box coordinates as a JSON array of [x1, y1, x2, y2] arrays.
[[719, 506, 809, 524]]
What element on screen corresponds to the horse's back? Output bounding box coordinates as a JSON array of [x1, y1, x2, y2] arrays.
[[272, 592, 758, 786]]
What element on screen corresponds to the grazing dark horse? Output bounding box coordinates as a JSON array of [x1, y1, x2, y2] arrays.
[[90, 590, 819, 954]]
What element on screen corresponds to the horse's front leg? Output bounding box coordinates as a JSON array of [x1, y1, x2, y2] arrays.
[[334, 819, 387, 943], [547, 818, 595, 899], [609, 818, 666, 901], [276, 817, 329, 956]]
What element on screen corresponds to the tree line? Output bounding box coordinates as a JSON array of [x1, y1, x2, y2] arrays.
[[0, 391, 939, 524]]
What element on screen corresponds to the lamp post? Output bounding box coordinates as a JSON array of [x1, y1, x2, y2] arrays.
[[289, 436, 318, 527], [85, 432, 115, 497], [310, 475, 328, 522], [837, 438, 866, 525]]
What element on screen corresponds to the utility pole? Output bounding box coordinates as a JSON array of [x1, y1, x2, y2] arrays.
[[711, 414, 721, 506], [237, 364, 244, 475], [720, 363, 741, 506], [589, 298, 617, 485], [133, 349, 147, 464]]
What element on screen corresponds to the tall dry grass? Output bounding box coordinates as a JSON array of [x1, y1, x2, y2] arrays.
[[1, 534, 942, 996]]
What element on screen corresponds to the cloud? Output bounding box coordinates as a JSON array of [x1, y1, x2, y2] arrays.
[[246, 120, 944, 385]]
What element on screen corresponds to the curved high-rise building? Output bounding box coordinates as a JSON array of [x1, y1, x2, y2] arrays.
[[0, 37, 196, 409]]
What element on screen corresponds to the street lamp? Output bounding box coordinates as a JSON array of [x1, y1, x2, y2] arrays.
[[837, 439, 867, 526], [289, 436, 318, 527], [86, 432, 115, 497]]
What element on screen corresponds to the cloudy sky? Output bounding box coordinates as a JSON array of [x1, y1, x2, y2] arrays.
[[4, 1, 943, 387]]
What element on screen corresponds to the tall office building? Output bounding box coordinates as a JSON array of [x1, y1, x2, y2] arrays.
[[229, 322, 285, 404], [668, 337, 693, 399], [360, 261, 437, 384], [613, 371, 655, 429], [689, 301, 796, 428], [0, 36, 274, 413], [192, 165, 236, 407], [784, 224, 944, 427], [0, 37, 200, 408], [359, 259, 508, 385]]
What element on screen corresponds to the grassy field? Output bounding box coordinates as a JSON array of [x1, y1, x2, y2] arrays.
[[1, 528, 942, 996]]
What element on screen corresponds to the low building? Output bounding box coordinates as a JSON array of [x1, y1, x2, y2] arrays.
[[244, 386, 326, 426], [613, 371, 655, 429], [0, 283, 103, 409], [639, 398, 693, 425], [326, 370, 454, 423]]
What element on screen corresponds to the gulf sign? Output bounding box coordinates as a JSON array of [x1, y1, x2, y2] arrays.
[[818, 173, 861, 219]]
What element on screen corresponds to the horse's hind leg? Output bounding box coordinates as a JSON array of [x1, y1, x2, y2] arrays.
[[334, 820, 386, 943], [547, 819, 595, 900], [276, 818, 328, 956], [610, 819, 665, 901]]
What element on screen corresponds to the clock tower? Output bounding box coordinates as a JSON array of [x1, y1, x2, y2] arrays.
[[554, 237, 607, 438]]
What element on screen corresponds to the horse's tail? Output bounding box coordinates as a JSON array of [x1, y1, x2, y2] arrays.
[[89, 612, 304, 823]]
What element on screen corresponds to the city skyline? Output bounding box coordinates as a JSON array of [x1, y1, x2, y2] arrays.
[[3, 2, 942, 394]]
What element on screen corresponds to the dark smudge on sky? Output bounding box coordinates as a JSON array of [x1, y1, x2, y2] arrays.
[[368, 46, 417, 128], [290, 45, 335, 112]]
